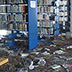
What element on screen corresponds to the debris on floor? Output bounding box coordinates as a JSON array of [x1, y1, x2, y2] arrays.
[[53, 50, 65, 54], [0, 58, 8, 66], [0, 39, 72, 72]]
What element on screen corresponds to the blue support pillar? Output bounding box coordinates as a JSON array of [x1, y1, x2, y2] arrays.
[[28, 0, 38, 50]]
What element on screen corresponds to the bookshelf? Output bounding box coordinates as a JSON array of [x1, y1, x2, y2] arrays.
[[0, 0, 38, 50], [37, 0, 70, 41]]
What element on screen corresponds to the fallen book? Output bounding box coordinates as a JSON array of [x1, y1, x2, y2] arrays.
[[0, 58, 8, 66]]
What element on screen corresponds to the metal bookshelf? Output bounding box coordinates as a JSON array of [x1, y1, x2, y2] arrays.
[[0, 0, 38, 50], [37, 0, 70, 42]]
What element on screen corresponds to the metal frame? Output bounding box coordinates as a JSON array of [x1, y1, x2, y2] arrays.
[[28, 0, 38, 50]]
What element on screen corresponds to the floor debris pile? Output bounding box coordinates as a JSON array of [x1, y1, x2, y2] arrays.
[[0, 39, 72, 72]]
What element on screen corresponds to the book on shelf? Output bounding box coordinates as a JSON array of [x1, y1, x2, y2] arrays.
[[44, 0, 48, 5], [15, 5, 19, 12], [19, 4, 26, 12], [59, 16, 68, 21], [37, 21, 39, 26], [15, 14, 23, 21], [2, 22, 6, 29], [22, 6, 25, 12], [11, 14, 14, 21], [61, 0, 68, 5], [38, 28, 41, 34], [12, 23, 16, 30], [65, 12, 68, 16], [54, 7, 59, 14], [0, 15, 3, 21], [65, 17, 68, 21], [5, 14, 7, 21], [59, 12, 63, 16], [3, 6, 6, 13], [46, 14, 49, 19], [3, 15, 5, 21], [59, 17, 63, 21], [15, 23, 18, 30], [37, 0, 43, 5], [20, 23, 22, 30], [22, 23, 24, 31], [49, 14, 55, 20], [50, 28, 53, 34], [7, 14, 12, 21], [43, 28, 48, 34], [19, 4, 22, 12], [51, 0, 55, 5], [37, 13, 43, 19], [40, 6, 44, 12], [47, 6, 49, 12], [7, 6, 11, 12], [16, 23, 20, 30], [12, 5, 18, 12], [8, 23, 13, 30], [49, 22, 53, 27], [49, 6, 54, 12], [55, 0, 60, 7], [59, 12, 68, 16], [23, 14, 26, 21], [60, 6, 68, 11], [0, 6, 3, 13], [55, 16, 59, 21], [44, 6, 47, 12], [24, 24, 27, 31], [37, 6, 40, 12], [37, 21, 42, 27], [43, 21, 46, 27], [41, 28, 43, 34]]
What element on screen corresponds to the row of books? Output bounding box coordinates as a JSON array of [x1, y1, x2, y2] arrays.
[[0, 22, 28, 31], [59, 17, 68, 21], [0, 14, 27, 21], [38, 28, 53, 34], [37, 6, 54, 12], [60, 27, 68, 32], [0, 0, 28, 4], [59, 22, 68, 26], [0, 22, 7, 29], [37, 0, 68, 5], [57, 12, 68, 16], [0, 5, 27, 13], [7, 23, 28, 31], [37, 13, 68, 21], [37, 21, 54, 27], [37, 6, 68, 13], [37, 21, 68, 27], [37, 13, 49, 20]]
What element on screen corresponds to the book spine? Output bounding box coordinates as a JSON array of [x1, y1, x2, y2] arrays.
[[22, 6, 25, 12]]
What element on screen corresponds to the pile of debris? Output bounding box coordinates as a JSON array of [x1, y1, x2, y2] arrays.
[[0, 39, 72, 72]]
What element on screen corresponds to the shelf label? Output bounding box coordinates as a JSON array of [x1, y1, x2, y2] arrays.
[[30, 1, 36, 8]]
